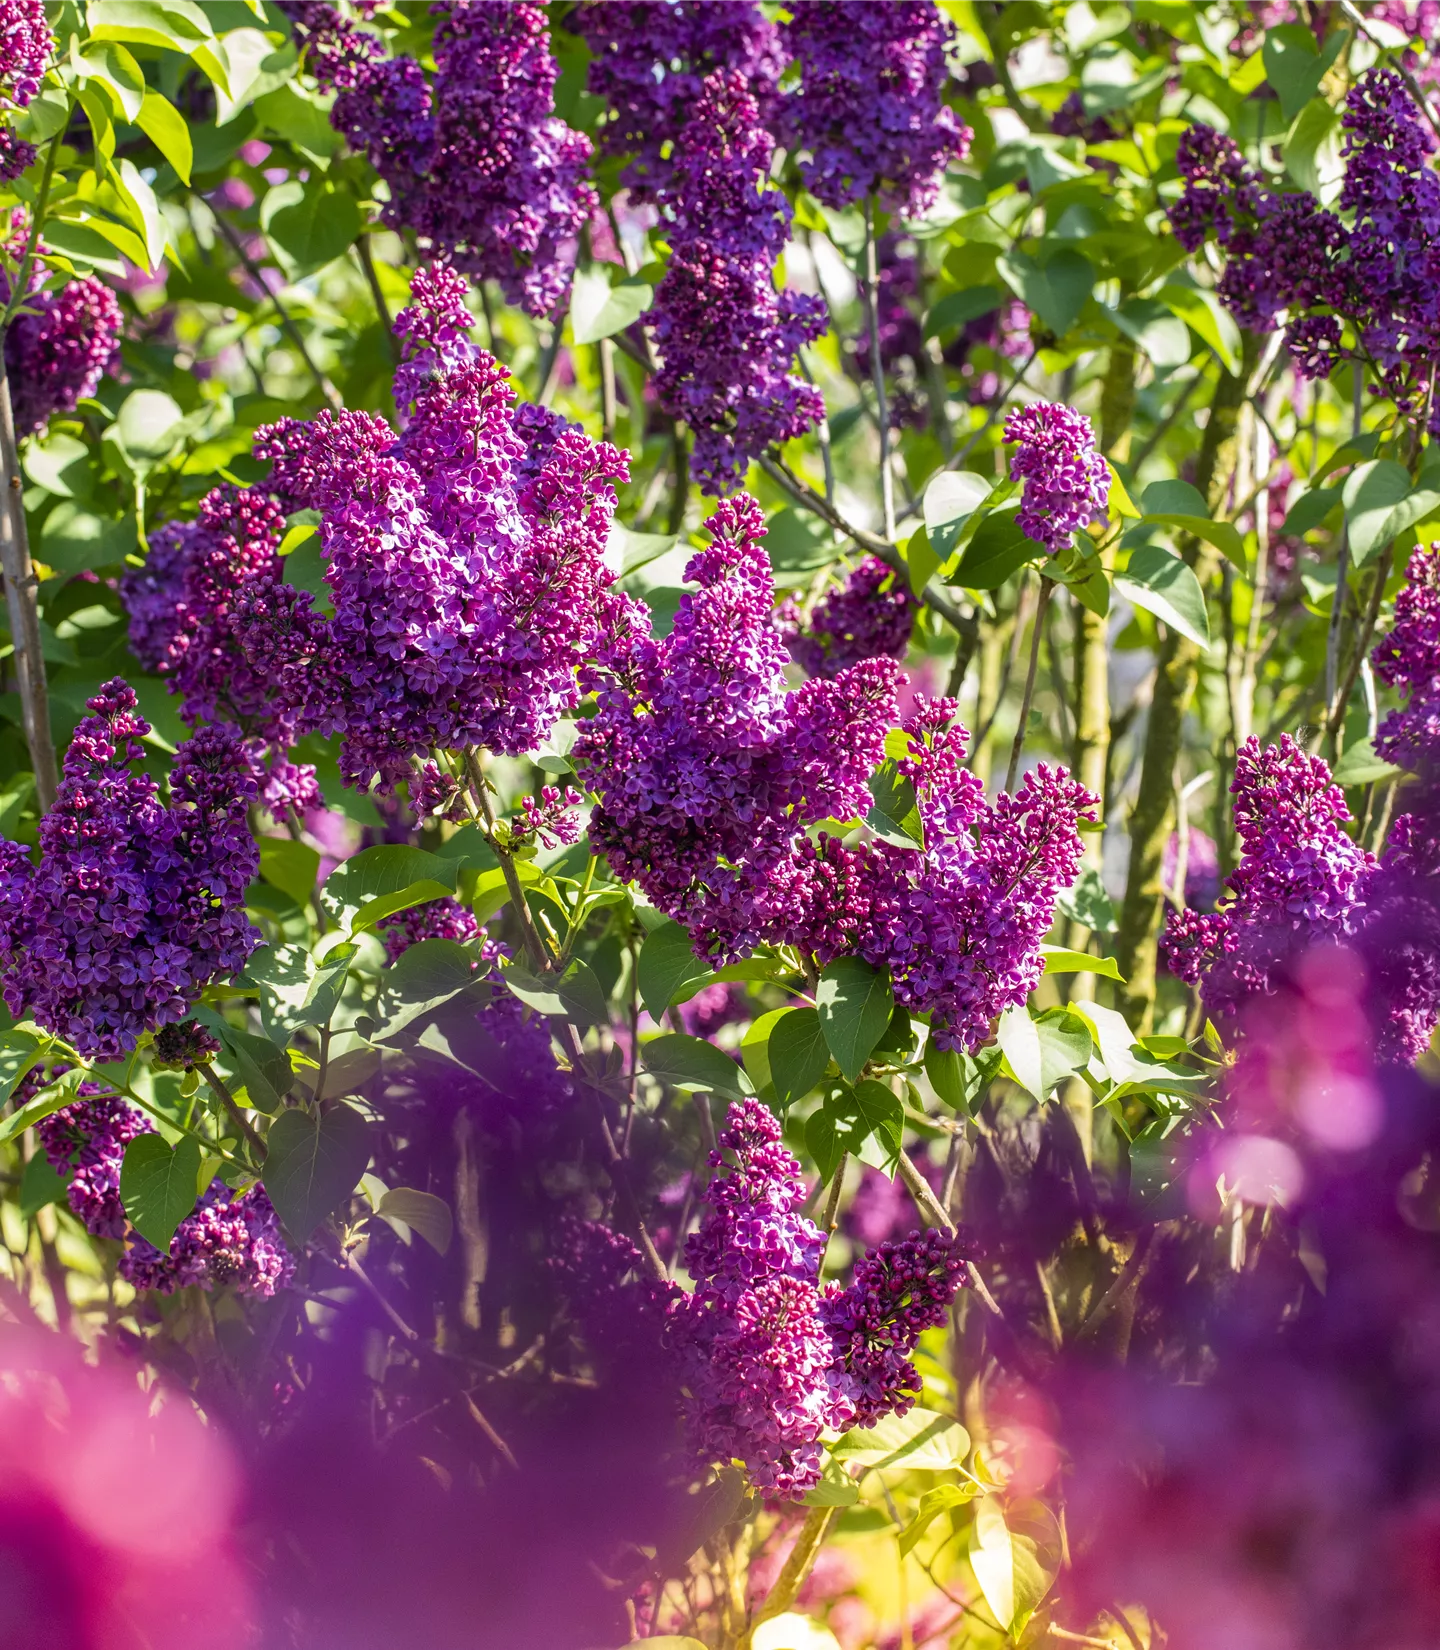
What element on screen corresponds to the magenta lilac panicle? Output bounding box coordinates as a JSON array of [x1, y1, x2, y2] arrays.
[[0, 681, 260, 1059], [1002, 402, 1110, 555]]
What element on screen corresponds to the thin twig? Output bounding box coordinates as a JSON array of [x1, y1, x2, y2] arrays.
[[1079, 1228, 1155, 1337], [863, 199, 896, 542], [207, 207, 342, 408], [897, 1147, 1004, 1317], [346, 1249, 418, 1342], [355, 232, 398, 363], [199, 1065, 267, 1160], [1338, 0, 1440, 139]]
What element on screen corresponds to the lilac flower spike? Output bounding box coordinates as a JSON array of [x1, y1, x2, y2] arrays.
[[780, 0, 971, 217], [1, 230, 122, 434], [0, 0, 52, 177], [1003, 402, 1111, 555], [0, 680, 260, 1059]]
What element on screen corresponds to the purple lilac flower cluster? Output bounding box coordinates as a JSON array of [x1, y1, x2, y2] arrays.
[[33, 1086, 292, 1295], [575, 495, 900, 936], [672, 1100, 970, 1496], [780, 556, 918, 680], [648, 69, 827, 494], [1003, 402, 1110, 555], [1171, 71, 1440, 422], [150, 1017, 222, 1071], [248, 265, 634, 792], [377, 896, 480, 966], [1, 228, 122, 434], [298, 2, 594, 316], [778, 1, 971, 217], [0, 0, 51, 178], [1161, 736, 1377, 1030], [572, 0, 785, 200], [0, 680, 260, 1059], [1373, 544, 1440, 774]]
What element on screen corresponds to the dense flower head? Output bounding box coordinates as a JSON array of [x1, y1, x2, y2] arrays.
[[0, 0, 51, 109], [1003, 402, 1110, 554], [669, 1099, 970, 1496], [572, 0, 785, 199], [35, 1089, 150, 1240], [1373, 543, 1440, 773], [0, 680, 260, 1058], [778, 1, 971, 217], [377, 895, 480, 964], [2, 260, 121, 435], [649, 68, 827, 494], [309, 3, 594, 315], [780, 556, 918, 679], [121, 484, 320, 750], [575, 495, 900, 934], [820, 1225, 970, 1428], [253, 267, 631, 791], [121, 1183, 294, 1298], [150, 1018, 221, 1071], [1161, 736, 1376, 1029]]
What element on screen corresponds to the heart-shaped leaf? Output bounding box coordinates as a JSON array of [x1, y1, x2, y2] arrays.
[[641, 1034, 753, 1100], [262, 1102, 371, 1240], [376, 1187, 453, 1255], [637, 920, 712, 1023], [816, 958, 894, 1083], [120, 1133, 201, 1251], [1115, 545, 1211, 650], [767, 1007, 832, 1108]]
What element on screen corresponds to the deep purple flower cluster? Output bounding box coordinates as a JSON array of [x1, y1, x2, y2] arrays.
[[304, 3, 595, 316], [2, 252, 121, 435], [778, 1, 971, 217], [572, 0, 784, 199], [672, 1099, 970, 1495], [150, 1017, 221, 1071], [1161, 736, 1377, 1029], [648, 69, 827, 494], [1172, 72, 1440, 420], [1003, 401, 1110, 555], [575, 495, 900, 934], [35, 1088, 150, 1240], [1373, 543, 1440, 774], [34, 1088, 292, 1295], [377, 895, 479, 965], [250, 265, 634, 791], [0, 0, 51, 177], [780, 556, 918, 679], [786, 702, 1096, 1051], [0, 680, 260, 1059]]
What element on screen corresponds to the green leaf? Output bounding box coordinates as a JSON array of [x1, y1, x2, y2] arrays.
[[136, 88, 193, 184], [569, 267, 653, 345], [37, 505, 132, 574], [19, 1149, 67, 1220], [806, 1098, 868, 1184], [1332, 737, 1404, 787], [922, 470, 993, 563], [1342, 460, 1439, 567], [850, 1078, 905, 1168], [740, 1007, 788, 1095], [996, 1006, 1092, 1101], [924, 284, 1001, 339], [113, 388, 184, 464], [322, 845, 458, 932], [608, 521, 678, 578], [1113, 297, 1191, 371], [257, 836, 319, 909], [1040, 945, 1124, 980], [502, 957, 608, 1027], [262, 1101, 371, 1240], [1282, 483, 1342, 536], [816, 958, 894, 1083], [997, 248, 1093, 336], [83, 41, 146, 120], [215, 1022, 291, 1114], [0, 1029, 42, 1112], [114, 158, 168, 270], [1056, 866, 1116, 935], [866, 758, 925, 849], [900, 1483, 979, 1556], [1158, 284, 1241, 373], [260, 180, 361, 274], [254, 84, 340, 164], [1115, 545, 1211, 649], [1263, 22, 1345, 123], [641, 1034, 754, 1100], [968, 1497, 1062, 1637], [924, 1042, 990, 1114], [637, 920, 711, 1023], [767, 1007, 831, 1108], [88, 0, 213, 50], [373, 939, 487, 1041], [801, 1462, 861, 1507], [120, 1133, 201, 1250], [376, 1187, 453, 1255], [833, 1407, 971, 1471], [1070, 1000, 1147, 1086], [1285, 97, 1343, 202], [952, 508, 1037, 590]]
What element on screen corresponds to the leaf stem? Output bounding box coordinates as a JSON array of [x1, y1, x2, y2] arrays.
[[1004, 574, 1053, 793], [199, 1064, 267, 1161]]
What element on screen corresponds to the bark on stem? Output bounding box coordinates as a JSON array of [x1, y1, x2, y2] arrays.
[[1115, 338, 1257, 1029], [740, 1507, 837, 1649], [862, 199, 897, 542]]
